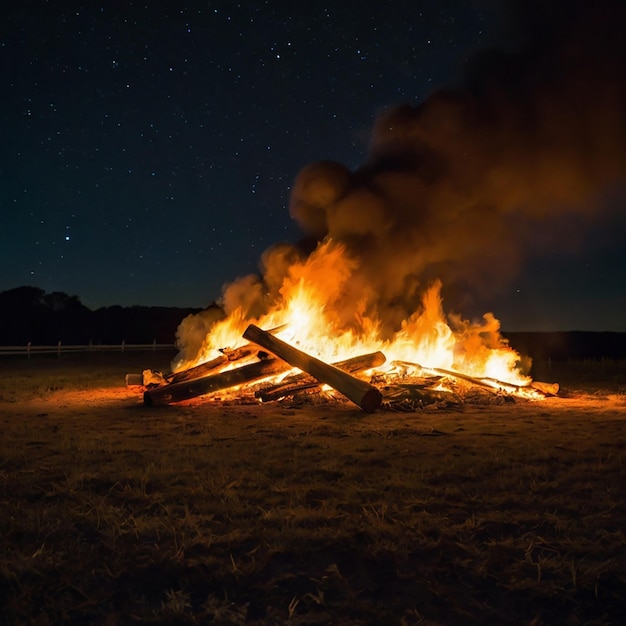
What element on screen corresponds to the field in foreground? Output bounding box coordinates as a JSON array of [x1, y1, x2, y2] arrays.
[[0, 353, 625, 625]]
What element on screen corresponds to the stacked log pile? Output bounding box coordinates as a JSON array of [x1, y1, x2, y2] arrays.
[[132, 324, 559, 412]]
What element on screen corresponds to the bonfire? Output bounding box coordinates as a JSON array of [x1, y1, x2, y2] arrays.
[[131, 241, 558, 411]]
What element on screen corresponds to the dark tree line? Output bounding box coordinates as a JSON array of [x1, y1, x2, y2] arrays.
[[0, 286, 202, 346], [2, 286, 625, 358]]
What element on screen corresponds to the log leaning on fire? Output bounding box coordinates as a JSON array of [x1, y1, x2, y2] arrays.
[[257, 351, 387, 402], [242, 324, 383, 412], [165, 345, 265, 385], [144, 358, 289, 406], [165, 354, 229, 385], [163, 326, 287, 385]]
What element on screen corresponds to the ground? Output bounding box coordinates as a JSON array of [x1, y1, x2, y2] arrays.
[[0, 353, 625, 625]]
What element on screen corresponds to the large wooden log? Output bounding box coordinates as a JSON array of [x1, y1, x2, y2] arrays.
[[144, 358, 289, 406], [257, 351, 386, 402], [164, 326, 286, 385], [166, 345, 266, 385], [166, 354, 228, 384], [242, 324, 383, 412]]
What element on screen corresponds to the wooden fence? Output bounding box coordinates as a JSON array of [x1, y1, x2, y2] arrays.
[[0, 341, 176, 357]]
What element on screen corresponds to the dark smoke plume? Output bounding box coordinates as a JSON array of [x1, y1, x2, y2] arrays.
[[177, 1, 626, 360], [289, 0, 626, 329]]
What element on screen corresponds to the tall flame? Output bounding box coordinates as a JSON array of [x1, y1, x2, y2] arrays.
[[174, 239, 531, 389]]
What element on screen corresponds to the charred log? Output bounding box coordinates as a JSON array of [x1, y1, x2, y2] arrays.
[[242, 324, 383, 412], [165, 354, 229, 384], [257, 351, 386, 403], [220, 345, 265, 361], [144, 358, 289, 406], [258, 380, 321, 403], [431, 367, 558, 397], [393, 360, 557, 398], [166, 346, 272, 385]]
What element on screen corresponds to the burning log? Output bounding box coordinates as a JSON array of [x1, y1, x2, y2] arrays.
[[257, 351, 386, 403], [431, 366, 519, 393], [382, 383, 460, 411], [257, 380, 320, 403], [165, 345, 267, 385], [392, 361, 558, 399], [144, 357, 289, 406], [242, 324, 383, 412], [165, 354, 228, 384], [164, 326, 287, 385], [428, 366, 558, 398], [219, 344, 260, 361]]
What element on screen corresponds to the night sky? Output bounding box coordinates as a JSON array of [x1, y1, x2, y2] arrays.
[[2, 1, 625, 332]]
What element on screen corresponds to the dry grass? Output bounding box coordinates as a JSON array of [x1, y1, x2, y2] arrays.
[[0, 353, 625, 625]]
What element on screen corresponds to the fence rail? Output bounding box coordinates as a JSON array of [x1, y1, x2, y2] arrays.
[[0, 341, 176, 357]]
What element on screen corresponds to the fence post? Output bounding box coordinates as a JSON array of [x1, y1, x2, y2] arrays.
[[152, 338, 156, 352], [27, 341, 31, 359], [57, 340, 62, 357], [121, 340, 125, 353]]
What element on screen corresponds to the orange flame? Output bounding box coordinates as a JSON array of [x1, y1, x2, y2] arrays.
[[174, 239, 533, 395]]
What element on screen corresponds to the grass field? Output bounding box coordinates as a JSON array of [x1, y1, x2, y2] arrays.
[[1, 352, 625, 625]]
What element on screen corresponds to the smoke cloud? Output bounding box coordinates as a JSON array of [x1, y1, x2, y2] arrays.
[[289, 0, 625, 323], [177, 0, 626, 359]]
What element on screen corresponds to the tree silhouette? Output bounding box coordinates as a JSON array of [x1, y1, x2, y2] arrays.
[[0, 286, 202, 345]]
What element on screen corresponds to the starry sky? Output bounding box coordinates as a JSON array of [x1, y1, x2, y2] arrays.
[[2, 1, 625, 332]]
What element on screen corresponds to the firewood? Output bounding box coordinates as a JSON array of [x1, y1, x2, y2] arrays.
[[432, 367, 554, 397], [220, 345, 261, 361], [258, 380, 321, 403], [530, 380, 560, 396], [165, 354, 229, 384], [393, 361, 556, 397], [257, 351, 386, 402], [431, 367, 507, 393], [242, 324, 383, 412], [144, 358, 289, 406], [166, 346, 271, 385], [166, 328, 286, 385]]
